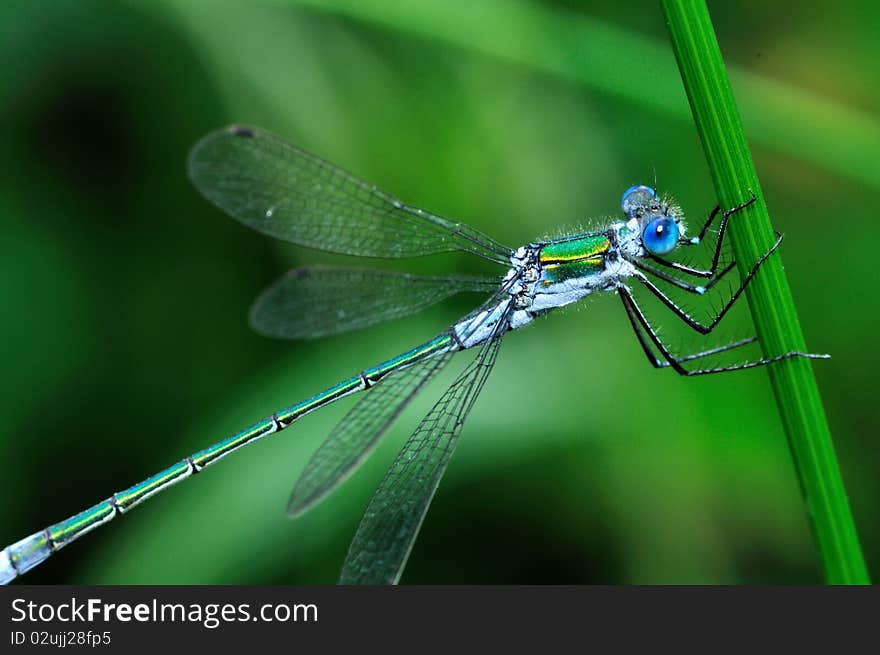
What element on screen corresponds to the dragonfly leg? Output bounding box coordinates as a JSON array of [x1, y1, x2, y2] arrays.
[[643, 192, 757, 278], [630, 258, 737, 294], [620, 288, 667, 369], [632, 231, 783, 335], [618, 290, 758, 369], [618, 287, 828, 375], [691, 204, 722, 245]]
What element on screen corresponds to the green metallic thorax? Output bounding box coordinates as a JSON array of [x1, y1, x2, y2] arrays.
[[538, 234, 610, 285]]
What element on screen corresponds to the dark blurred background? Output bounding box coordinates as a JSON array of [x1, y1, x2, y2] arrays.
[[1, 0, 877, 583]]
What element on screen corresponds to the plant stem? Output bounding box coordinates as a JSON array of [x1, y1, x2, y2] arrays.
[[661, 0, 869, 584]]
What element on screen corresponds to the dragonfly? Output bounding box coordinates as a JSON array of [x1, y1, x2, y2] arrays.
[[0, 125, 828, 585]]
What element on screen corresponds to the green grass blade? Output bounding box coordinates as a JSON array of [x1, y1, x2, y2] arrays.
[[661, 0, 869, 584]]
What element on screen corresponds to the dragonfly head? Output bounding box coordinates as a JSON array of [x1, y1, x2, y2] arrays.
[[621, 184, 686, 257]]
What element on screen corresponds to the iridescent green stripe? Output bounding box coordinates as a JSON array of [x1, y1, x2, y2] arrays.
[[114, 460, 192, 511], [276, 375, 364, 425], [191, 418, 277, 470], [541, 259, 605, 284], [539, 234, 610, 263], [48, 500, 115, 547], [364, 335, 453, 382]]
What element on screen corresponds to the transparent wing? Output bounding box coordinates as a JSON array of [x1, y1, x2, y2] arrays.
[[188, 125, 513, 263], [250, 266, 498, 339], [338, 305, 509, 584], [287, 347, 455, 517]]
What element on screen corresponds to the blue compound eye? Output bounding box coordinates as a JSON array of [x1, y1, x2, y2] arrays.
[[621, 184, 656, 219], [642, 217, 679, 255]]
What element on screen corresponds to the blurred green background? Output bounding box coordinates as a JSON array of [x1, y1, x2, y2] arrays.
[[1, 0, 877, 584]]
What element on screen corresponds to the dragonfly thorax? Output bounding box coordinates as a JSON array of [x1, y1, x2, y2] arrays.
[[528, 220, 641, 299], [475, 220, 640, 340]]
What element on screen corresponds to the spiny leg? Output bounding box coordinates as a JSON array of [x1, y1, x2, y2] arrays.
[[674, 338, 759, 364], [619, 289, 759, 369], [618, 287, 828, 375], [691, 205, 722, 245], [630, 257, 737, 295], [646, 193, 757, 279], [633, 232, 783, 335]]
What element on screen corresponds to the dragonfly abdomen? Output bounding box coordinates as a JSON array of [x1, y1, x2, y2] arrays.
[[0, 334, 456, 584]]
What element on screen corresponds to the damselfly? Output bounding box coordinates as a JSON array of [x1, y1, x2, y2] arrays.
[[0, 126, 828, 584]]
